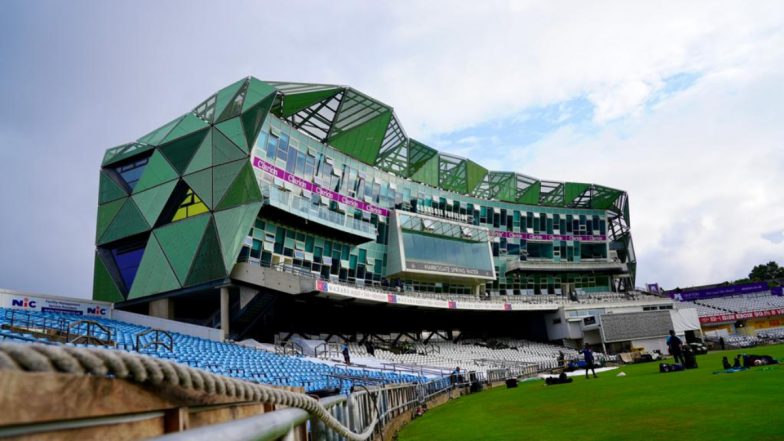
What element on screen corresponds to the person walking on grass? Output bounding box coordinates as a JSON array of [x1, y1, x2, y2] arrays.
[[580, 343, 598, 379], [666, 330, 685, 366]]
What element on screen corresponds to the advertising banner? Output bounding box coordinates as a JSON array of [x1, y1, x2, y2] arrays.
[[699, 308, 784, 324], [405, 261, 495, 278], [0, 292, 112, 317], [670, 282, 770, 302], [252, 156, 390, 217], [315, 281, 557, 311]]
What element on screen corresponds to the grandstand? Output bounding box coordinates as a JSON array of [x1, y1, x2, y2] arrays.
[[670, 282, 784, 341], [0, 76, 706, 438], [0, 306, 425, 394], [93, 76, 639, 346]]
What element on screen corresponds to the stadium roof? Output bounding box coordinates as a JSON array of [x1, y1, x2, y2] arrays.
[[263, 80, 630, 222]]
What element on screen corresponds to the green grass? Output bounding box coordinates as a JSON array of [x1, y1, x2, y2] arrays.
[[398, 345, 784, 441]]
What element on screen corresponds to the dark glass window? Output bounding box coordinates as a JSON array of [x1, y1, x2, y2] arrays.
[[114, 157, 149, 190], [111, 243, 146, 290]]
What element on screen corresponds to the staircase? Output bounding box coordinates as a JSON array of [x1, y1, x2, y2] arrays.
[[231, 292, 280, 339]]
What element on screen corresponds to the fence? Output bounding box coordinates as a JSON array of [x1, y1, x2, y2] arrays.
[[150, 377, 455, 441]]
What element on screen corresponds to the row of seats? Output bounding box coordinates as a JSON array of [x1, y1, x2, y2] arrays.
[[343, 338, 579, 375], [682, 292, 784, 316], [0, 308, 425, 394]]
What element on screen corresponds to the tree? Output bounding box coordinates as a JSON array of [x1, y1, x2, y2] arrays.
[[748, 261, 784, 281]]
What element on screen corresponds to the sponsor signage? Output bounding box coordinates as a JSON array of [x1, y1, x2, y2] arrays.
[[670, 282, 770, 302], [1, 293, 111, 317], [315, 281, 557, 311], [772, 286, 783, 297], [405, 261, 495, 278], [252, 156, 390, 217], [490, 230, 607, 243], [699, 308, 784, 324]]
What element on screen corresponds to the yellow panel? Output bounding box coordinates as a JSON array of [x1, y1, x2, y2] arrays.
[[173, 208, 187, 221], [188, 203, 209, 217]]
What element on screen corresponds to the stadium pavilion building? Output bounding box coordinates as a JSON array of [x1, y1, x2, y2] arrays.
[[94, 77, 643, 342]]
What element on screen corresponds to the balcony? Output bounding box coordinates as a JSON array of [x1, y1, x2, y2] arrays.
[[263, 186, 377, 242], [505, 258, 627, 274]]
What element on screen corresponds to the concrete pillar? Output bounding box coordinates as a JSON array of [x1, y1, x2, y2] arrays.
[[149, 299, 175, 320], [221, 286, 230, 340]]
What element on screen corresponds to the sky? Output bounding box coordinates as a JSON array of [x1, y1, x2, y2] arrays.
[[1, 1, 783, 299]]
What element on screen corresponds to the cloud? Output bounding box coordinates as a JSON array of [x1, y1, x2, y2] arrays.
[[0, 0, 783, 297], [502, 35, 784, 287]]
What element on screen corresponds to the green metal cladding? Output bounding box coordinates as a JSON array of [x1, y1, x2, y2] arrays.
[[95, 77, 275, 302], [94, 76, 633, 302]]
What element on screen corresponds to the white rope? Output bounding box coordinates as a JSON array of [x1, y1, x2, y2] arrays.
[[0, 343, 378, 441]]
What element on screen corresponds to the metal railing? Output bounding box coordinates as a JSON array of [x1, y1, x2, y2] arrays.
[[275, 340, 304, 356], [2, 310, 116, 347], [135, 328, 174, 353], [150, 377, 455, 441]]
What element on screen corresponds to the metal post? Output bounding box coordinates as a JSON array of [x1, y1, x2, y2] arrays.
[[220, 286, 230, 340]]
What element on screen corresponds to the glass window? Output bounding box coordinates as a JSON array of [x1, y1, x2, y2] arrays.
[[401, 231, 494, 273], [111, 242, 146, 290], [286, 146, 297, 173], [304, 155, 315, 179], [266, 133, 278, 159], [114, 156, 150, 190], [276, 133, 289, 162]]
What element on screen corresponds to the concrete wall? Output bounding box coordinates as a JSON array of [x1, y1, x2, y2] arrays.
[[113, 310, 223, 341], [230, 264, 315, 295]]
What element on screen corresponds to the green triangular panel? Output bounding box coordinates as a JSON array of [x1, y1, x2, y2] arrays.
[[132, 180, 178, 226], [406, 140, 438, 176], [217, 80, 249, 123], [215, 117, 248, 153], [160, 113, 209, 144], [410, 154, 439, 187], [96, 198, 126, 242], [243, 78, 277, 113], [280, 88, 340, 117], [128, 235, 181, 300], [518, 181, 541, 205], [184, 168, 213, 209], [212, 159, 246, 207], [184, 220, 227, 287], [98, 199, 150, 245], [465, 161, 488, 194], [213, 79, 246, 125], [214, 202, 263, 273], [591, 187, 621, 210], [212, 128, 247, 166], [328, 111, 392, 165], [491, 174, 516, 202], [134, 150, 178, 193], [99, 171, 128, 204], [564, 183, 590, 205], [241, 94, 276, 149], [137, 116, 183, 146], [159, 128, 209, 175], [93, 253, 125, 303], [154, 213, 211, 284], [215, 163, 262, 210], [184, 130, 213, 174]]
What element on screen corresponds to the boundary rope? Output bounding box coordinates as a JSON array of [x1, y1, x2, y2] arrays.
[[0, 343, 378, 441]]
